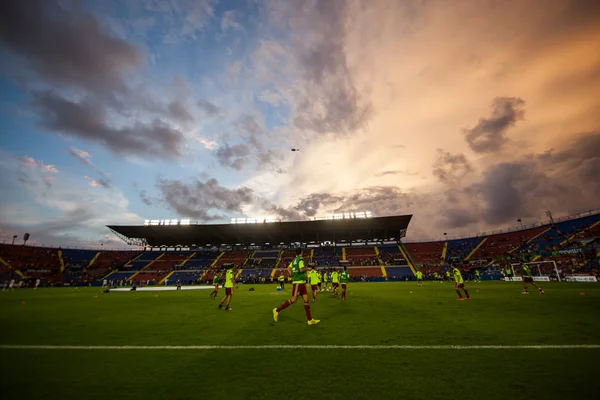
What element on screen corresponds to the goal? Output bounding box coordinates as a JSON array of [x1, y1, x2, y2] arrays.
[[510, 261, 560, 282]]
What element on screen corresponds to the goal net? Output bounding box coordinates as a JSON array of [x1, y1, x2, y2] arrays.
[[509, 261, 560, 282]]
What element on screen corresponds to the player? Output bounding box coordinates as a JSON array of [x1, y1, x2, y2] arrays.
[[176, 279, 182, 290], [445, 269, 452, 282], [209, 272, 221, 298], [323, 271, 330, 291], [309, 268, 320, 302], [521, 262, 545, 295], [433, 271, 439, 283], [9, 279, 15, 290], [475, 269, 481, 283], [34, 279, 41, 290], [339, 266, 350, 300], [416, 270, 423, 287], [331, 269, 340, 296], [272, 248, 320, 325], [218, 267, 238, 311], [452, 264, 471, 300], [278, 273, 285, 290], [318, 270, 323, 293]]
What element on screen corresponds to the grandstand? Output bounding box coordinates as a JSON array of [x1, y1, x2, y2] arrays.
[[0, 210, 598, 286]]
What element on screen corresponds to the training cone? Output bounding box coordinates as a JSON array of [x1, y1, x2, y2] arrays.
[[409, 291, 413, 294], [580, 292, 586, 296], [350, 292, 353, 295], [94, 295, 98, 298], [476, 290, 480, 293], [21, 301, 26, 305]]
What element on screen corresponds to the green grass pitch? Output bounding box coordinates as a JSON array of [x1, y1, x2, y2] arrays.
[[1, 281, 599, 400]]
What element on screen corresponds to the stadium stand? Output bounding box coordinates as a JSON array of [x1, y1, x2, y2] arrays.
[[1, 211, 598, 286], [378, 245, 406, 265], [345, 247, 379, 266]]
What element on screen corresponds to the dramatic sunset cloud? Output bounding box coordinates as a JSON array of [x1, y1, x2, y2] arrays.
[[0, 0, 599, 246]]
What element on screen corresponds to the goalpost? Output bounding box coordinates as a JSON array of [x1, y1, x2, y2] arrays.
[[509, 261, 560, 282]]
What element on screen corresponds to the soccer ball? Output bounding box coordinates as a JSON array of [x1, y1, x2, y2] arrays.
[[276, 287, 282, 291]]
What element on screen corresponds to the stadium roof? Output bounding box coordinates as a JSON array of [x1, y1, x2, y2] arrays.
[[107, 215, 412, 247]]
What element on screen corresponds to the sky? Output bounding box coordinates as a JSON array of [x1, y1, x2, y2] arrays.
[[0, 0, 599, 248]]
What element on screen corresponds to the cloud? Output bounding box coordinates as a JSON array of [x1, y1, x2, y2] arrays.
[[20, 156, 58, 174], [221, 10, 243, 32], [461, 132, 600, 226], [68, 146, 111, 186], [0, 0, 142, 94], [215, 143, 251, 170], [139, 190, 153, 206], [432, 150, 473, 183], [83, 175, 110, 188], [146, 0, 215, 44], [292, 187, 420, 218], [197, 99, 223, 118], [197, 137, 218, 150], [68, 147, 91, 163], [440, 207, 479, 229], [463, 97, 525, 153], [21, 156, 37, 168], [258, 90, 285, 106], [260, 0, 374, 136], [168, 100, 194, 122], [33, 91, 185, 160], [156, 177, 255, 220], [375, 170, 413, 178], [0, 149, 142, 247]]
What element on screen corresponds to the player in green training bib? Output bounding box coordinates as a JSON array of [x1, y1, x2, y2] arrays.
[[218, 267, 238, 311], [209, 271, 222, 299], [273, 248, 320, 325], [318, 270, 323, 293], [309, 268, 320, 302], [475, 269, 481, 283], [452, 264, 471, 300], [520, 261, 545, 295], [331, 270, 340, 296], [416, 270, 423, 287], [278, 273, 285, 290], [339, 266, 350, 301]]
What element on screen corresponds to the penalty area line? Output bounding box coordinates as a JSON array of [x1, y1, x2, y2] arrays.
[[1, 345, 600, 350]]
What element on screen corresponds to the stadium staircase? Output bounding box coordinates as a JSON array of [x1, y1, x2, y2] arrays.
[[158, 271, 175, 285], [342, 247, 347, 261], [199, 252, 225, 281], [155, 252, 195, 285], [464, 237, 487, 261], [1, 256, 26, 278], [181, 252, 197, 267], [310, 249, 314, 264], [243, 251, 255, 267], [105, 251, 146, 278], [58, 250, 65, 273], [380, 265, 388, 280], [397, 243, 417, 275], [374, 247, 384, 266], [441, 241, 448, 265], [129, 253, 165, 281], [271, 250, 284, 277], [484, 227, 552, 267], [87, 252, 102, 269], [211, 252, 225, 268]]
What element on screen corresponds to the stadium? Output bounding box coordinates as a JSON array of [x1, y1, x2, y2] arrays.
[[2, 1, 600, 399], [1, 210, 599, 399]]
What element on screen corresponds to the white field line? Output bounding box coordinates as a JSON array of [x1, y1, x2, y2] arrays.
[[1, 345, 599, 350]]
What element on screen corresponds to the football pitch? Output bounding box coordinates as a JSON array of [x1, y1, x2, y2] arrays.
[[1, 281, 599, 400]]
